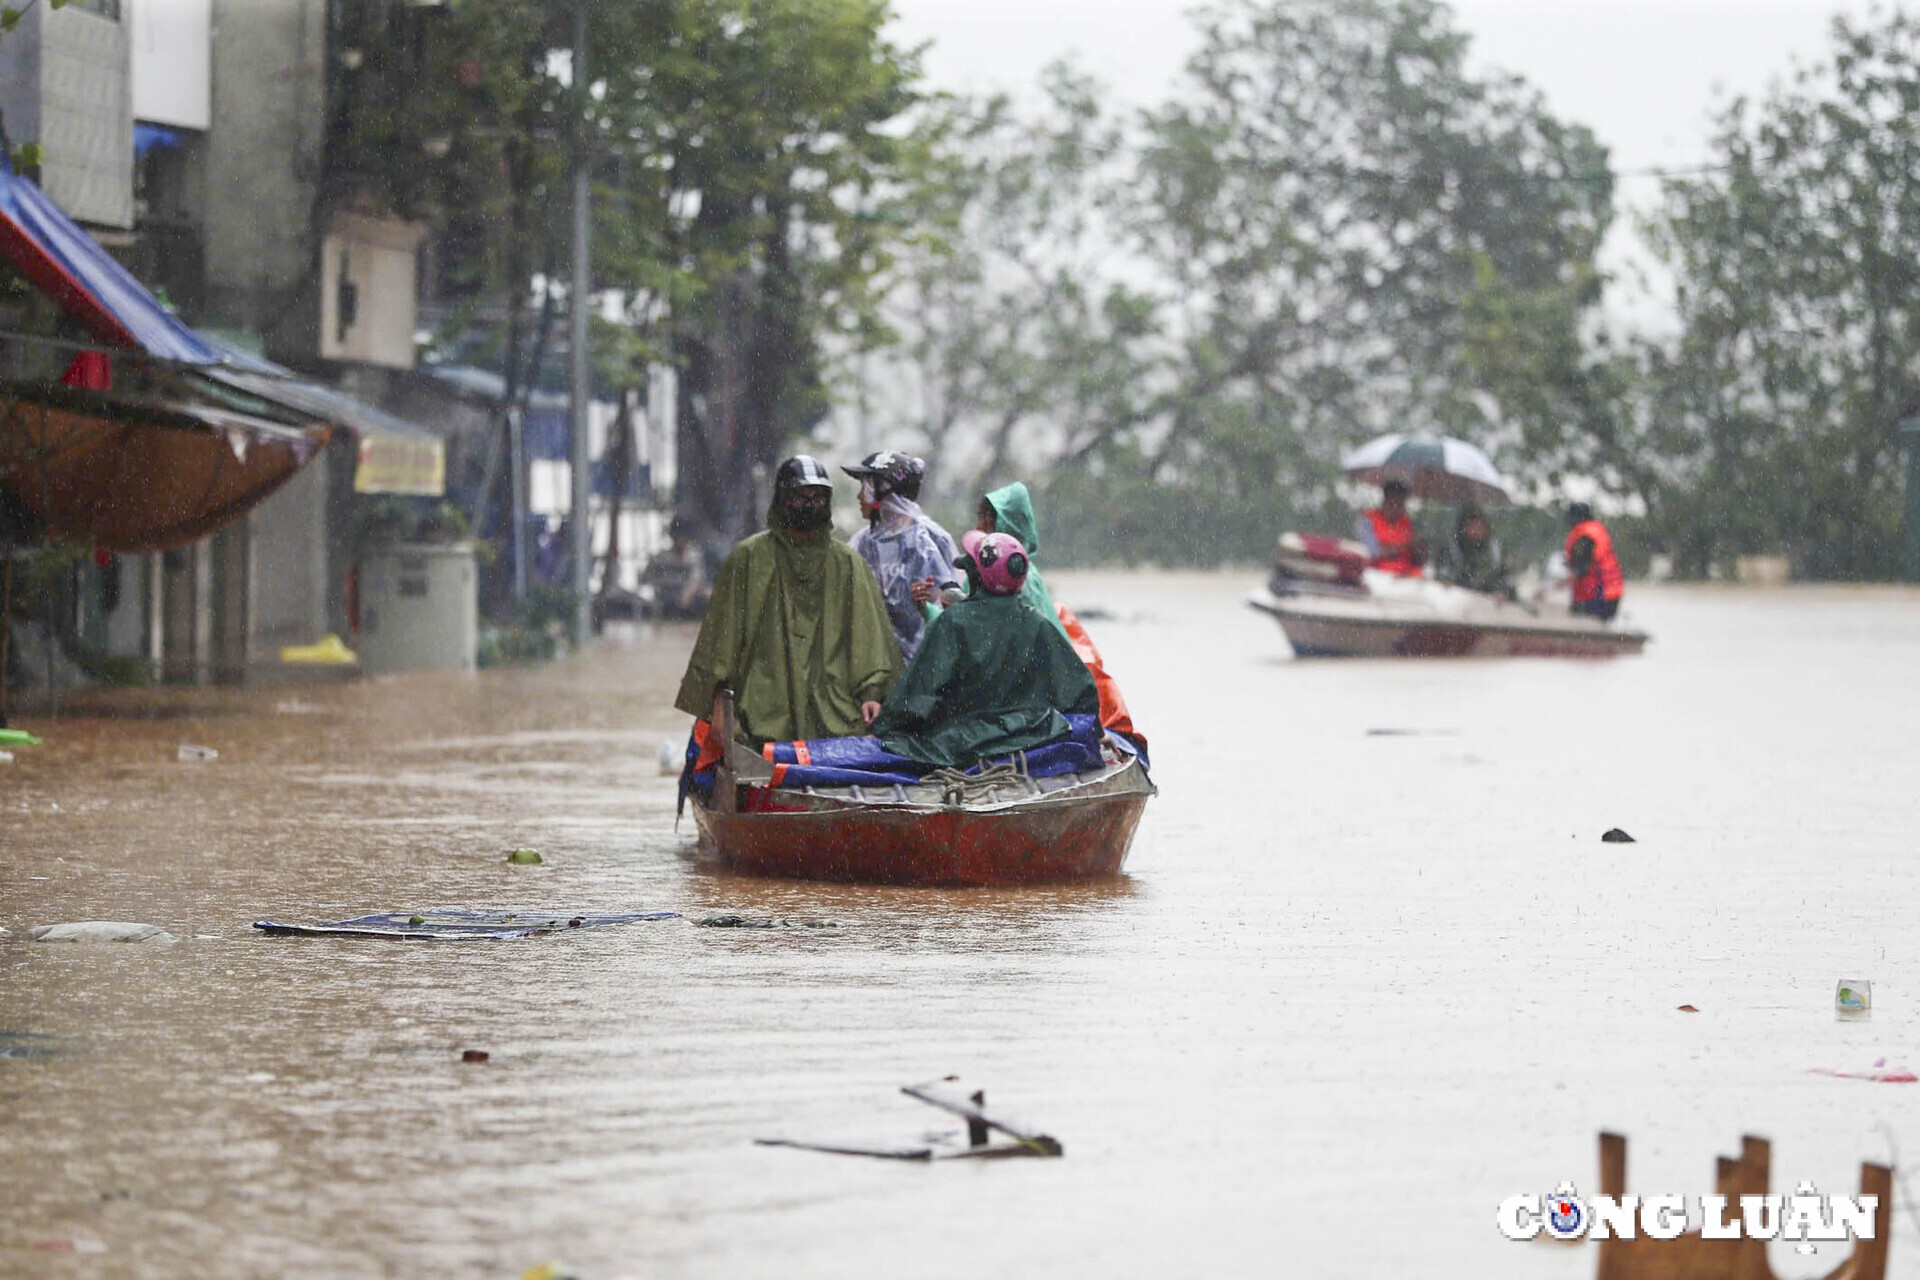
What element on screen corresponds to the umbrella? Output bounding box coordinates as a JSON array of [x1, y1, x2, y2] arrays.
[[1340, 433, 1509, 505]]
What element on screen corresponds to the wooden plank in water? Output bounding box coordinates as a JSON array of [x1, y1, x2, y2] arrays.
[[755, 1137, 933, 1161], [901, 1081, 1063, 1156]]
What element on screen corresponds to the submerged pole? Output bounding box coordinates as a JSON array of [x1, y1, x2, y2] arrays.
[[568, 0, 593, 646], [0, 549, 12, 727]]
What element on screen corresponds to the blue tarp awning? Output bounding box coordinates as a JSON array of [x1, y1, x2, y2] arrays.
[[0, 162, 220, 364]]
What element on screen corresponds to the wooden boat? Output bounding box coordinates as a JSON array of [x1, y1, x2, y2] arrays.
[[691, 697, 1154, 887], [1249, 532, 1648, 659]]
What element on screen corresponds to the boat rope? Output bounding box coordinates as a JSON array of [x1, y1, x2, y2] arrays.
[[925, 753, 1031, 807]]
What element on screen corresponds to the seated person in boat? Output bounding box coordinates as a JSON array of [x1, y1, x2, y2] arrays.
[[1564, 501, 1625, 622], [844, 449, 961, 662], [872, 530, 1099, 769], [974, 481, 1145, 751], [1436, 502, 1512, 598], [1355, 479, 1427, 576], [673, 455, 901, 744]]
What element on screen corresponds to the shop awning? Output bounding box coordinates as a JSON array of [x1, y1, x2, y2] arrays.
[[199, 364, 446, 497], [0, 162, 221, 364], [0, 163, 445, 499], [0, 381, 328, 551]]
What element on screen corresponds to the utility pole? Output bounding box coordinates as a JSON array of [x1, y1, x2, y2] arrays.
[[509, 404, 528, 601], [568, 0, 593, 646]]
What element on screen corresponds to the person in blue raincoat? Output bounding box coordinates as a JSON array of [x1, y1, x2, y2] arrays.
[[844, 450, 961, 662]]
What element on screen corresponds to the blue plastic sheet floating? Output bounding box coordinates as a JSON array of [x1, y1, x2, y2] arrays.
[[252, 909, 678, 940]]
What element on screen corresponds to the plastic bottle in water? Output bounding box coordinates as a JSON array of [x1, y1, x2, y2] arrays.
[[1836, 980, 1872, 1021]]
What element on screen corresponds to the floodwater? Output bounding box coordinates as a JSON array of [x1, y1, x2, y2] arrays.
[[5, 573, 1920, 1279]]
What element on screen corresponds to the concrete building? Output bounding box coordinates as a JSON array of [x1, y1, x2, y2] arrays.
[[0, 0, 444, 691]]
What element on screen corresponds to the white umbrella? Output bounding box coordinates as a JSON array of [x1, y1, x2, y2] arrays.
[[1341, 433, 1509, 505]]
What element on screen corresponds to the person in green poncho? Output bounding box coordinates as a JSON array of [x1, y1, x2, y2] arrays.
[[873, 529, 1098, 769], [973, 481, 1069, 638], [673, 456, 901, 743]]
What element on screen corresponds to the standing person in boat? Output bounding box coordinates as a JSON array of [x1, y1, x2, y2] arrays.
[[673, 455, 901, 744], [1355, 479, 1427, 576], [1437, 502, 1512, 598], [972, 480, 1146, 753], [844, 449, 961, 662], [873, 530, 1098, 768], [1564, 501, 1625, 622]]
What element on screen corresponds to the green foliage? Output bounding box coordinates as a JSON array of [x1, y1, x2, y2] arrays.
[[477, 584, 578, 667], [880, 0, 1616, 566], [328, 0, 922, 544], [1641, 10, 1920, 578]]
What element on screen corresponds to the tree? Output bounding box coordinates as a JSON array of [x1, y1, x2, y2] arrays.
[[1127, 0, 1614, 518], [593, 0, 922, 541], [1646, 10, 1920, 578], [878, 0, 1617, 564], [878, 69, 1162, 515]]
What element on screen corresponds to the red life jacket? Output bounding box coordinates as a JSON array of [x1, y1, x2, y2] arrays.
[[1364, 508, 1421, 576], [1565, 519, 1624, 603]]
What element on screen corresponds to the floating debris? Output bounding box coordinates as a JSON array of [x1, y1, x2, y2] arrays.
[[28, 922, 177, 943], [176, 744, 218, 763], [252, 909, 676, 940], [1601, 827, 1635, 843], [506, 848, 543, 865], [758, 1078, 1061, 1161], [1837, 980, 1872, 1020], [1811, 1057, 1915, 1083], [0, 728, 41, 747], [0, 1031, 74, 1060], [279, 634, 357, 666], [461, 1049, 490, 1064], [699, 914, 837, 930]]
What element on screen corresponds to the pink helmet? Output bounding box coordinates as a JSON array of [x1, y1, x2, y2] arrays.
[[960, 530, 1029, 596]]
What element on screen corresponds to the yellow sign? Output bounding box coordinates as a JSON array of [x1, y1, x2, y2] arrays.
[[355, 433, 445, 497]]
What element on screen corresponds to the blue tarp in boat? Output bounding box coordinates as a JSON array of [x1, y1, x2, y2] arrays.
[[680, 714, 1136, 805]]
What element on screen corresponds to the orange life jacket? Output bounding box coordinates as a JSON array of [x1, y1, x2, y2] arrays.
[[1565, 519, 1624, 603], [1057, 604, 1145, 753], [1364, 508, 1422, 577]]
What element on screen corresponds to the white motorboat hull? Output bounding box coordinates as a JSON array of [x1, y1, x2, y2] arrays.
[[1247, 581, 1648, 659]]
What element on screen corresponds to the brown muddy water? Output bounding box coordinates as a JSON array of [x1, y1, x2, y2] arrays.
[[5, 573, 1920, 1279]]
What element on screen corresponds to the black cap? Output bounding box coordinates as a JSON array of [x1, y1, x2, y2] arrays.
[[1567, 501, 1594, 525], [841, 450, 899, 479], [775, 455, 834, 492], [842, 449, 925, 499]]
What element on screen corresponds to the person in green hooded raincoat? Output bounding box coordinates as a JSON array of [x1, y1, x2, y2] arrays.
[[974, 481, 1069, 638], [873, 529, 1097, 769], [673, 456, 901, 743]]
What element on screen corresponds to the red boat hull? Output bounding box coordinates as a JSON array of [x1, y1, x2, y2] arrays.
[[693, 775, 1151, 887]]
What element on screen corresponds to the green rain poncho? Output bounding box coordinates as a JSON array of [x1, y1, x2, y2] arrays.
[[873, 589, 1098, 769], [981, 481, 1069, 638], [673, 515, 901, 743]]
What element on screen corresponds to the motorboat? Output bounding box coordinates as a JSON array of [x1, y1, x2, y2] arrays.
[[1248, 532, 1649, 659]]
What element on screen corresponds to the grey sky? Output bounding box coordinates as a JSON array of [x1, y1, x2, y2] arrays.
[[888, 0, 1852, 173]]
